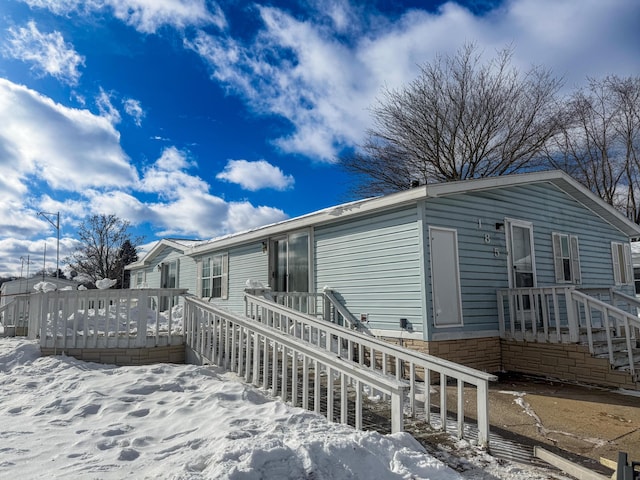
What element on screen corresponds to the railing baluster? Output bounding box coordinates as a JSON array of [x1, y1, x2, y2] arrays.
[[244, 328, 252, 382], [440, 373, 448, 432], [583, 300, 595, 353], [313, 360, 321, 414], [457, 380, 464, 439], [262, 336, 269, 390], [252, 332, 260, 386], [552, 290, 561, 341], [355, 380, 362, 430], [623, 318, 635, 377], [340, 373, 348, 425], [291, 348, 299, 406], [281, 345, 288, 401], [409, 362, 416, 417], [272, 339, 278, 394], [326, 366, 334, 422], [302, 357, 309, 410]]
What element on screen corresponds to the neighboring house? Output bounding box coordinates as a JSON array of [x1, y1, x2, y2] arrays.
[[126, 238, 201, 309], [128, 171, 640, 387], [0, 276, 80, 327]]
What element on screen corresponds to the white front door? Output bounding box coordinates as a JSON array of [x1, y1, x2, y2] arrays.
[[506, 220, 536, 290], [429, 227, 463, 326], [506, 219, 537, 314]]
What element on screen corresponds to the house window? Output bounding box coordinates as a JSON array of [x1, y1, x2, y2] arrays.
[[552, 233, 581, 284], [634, 267, 640, 295], [135, 271, 144, 288], [199, 253, 228, 299], [612, 242, 633, 285]]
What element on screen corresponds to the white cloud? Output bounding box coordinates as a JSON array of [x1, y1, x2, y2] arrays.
[[138, 147, 204, 200], [22, 0, 227, 33], [0, 78, 137, 192], [136, 148, 288, 238], [123, 98, 145, 126], [4, 20, 85, 85], [188, 0, 640, 162], [224, 202, 289, 236], [154, 146, 193, 171], [217, 159, 294, 191], [95, 88, 122, 125]]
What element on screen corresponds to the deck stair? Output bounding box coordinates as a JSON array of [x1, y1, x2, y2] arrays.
[[498, 286, 640, 386], [581, 329, 640, 373]]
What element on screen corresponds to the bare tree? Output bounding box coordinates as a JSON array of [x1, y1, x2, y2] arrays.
[[67, 214, 142, 285], [341, 43, 566, 196], [546, 76, 640, 222]]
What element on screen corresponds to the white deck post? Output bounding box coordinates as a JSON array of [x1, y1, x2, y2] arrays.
[[476, 380, 490, 449], [390, 388, 405, 433]]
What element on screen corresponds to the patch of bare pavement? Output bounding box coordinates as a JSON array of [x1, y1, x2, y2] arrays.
[[490, 374, 639, 463], [410, 373, 640, 478]]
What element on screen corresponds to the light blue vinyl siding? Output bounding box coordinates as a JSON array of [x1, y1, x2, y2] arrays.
[[196, 242, 268, 314], [424, 182, 632, 340], [176, 254, 197, 294], [315, 207, 424, 334], [226, 243, 269, 312]]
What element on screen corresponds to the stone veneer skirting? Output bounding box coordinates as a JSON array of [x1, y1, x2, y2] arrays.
[[501, 339, 639, 391], [37, 336, 639, 391], [381, 336, 502, 373], [40, 344, 185, 366]]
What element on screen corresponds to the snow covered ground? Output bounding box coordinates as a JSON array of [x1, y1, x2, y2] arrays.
[[0, 336, 574, 480]]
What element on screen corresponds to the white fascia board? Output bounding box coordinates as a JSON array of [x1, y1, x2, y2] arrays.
[[188, 188, 428, 256], [427, 170, 640, 238], [547, 175, 640, 239], [125, 239, 191, 269], [188, 169, 640, 256]]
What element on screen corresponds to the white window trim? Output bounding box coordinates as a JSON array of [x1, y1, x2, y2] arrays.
[[552, 232, 581, 284], [505, 218, 537, 289], [612, 242, 633, 286], [197, 253, 229, 300], [134, 270, 146, 288]]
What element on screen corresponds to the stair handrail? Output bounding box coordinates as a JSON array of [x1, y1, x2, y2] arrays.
[[321, 287, 371, 334], [571, 290, 639, 377]]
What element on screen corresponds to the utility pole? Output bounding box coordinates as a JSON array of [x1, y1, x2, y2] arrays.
[[38, 211, 60, 278]]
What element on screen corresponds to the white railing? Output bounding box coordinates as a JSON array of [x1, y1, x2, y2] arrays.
[[497, 286, 576, 342], [244, 292, 497, 448], [183, 296, 409, 434], [498, 286, 640, 376], [250, 288, 367, 332], [30, 288, 187, 349], [0, 293, 31, 332]]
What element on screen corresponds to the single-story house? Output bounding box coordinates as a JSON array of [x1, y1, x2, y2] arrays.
[[127, 170, 640, 388]]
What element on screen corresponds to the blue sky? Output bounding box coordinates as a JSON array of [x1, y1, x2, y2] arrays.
[[1, 0, 639, 278]]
